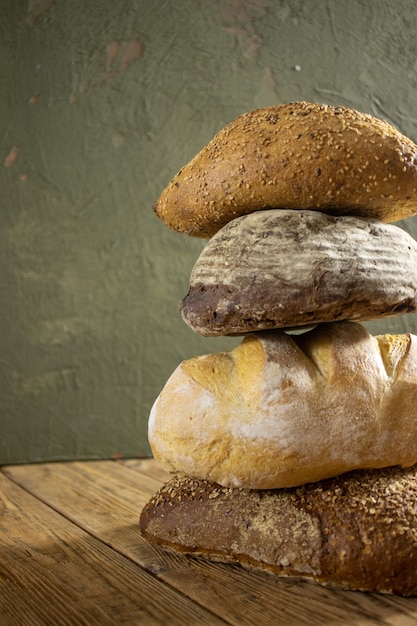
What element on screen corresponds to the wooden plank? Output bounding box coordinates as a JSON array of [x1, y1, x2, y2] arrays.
[[121, 457, 172, 484], [4, 460, 417, 626], [0, 471, 226, 626]]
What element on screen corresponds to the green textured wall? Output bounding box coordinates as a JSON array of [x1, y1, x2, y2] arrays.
[[2, 0, 417, 464]]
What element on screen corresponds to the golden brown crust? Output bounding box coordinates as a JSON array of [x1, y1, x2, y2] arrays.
[[148, 322, 417, 489], [139, 466, 417, 595], [153, 102, 417, 237]]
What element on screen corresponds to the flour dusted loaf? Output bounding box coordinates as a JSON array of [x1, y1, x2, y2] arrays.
[[140, 465, 417, 595], [149, 321, 417, 489], [180, 209, 417, 336], [153, 102, 417, 237]]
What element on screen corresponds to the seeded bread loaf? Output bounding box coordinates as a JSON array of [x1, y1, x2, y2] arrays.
[[139, 465, 417, 596], [149, 322, 417, 489], [153, 102, 417, 237], [180, 209, 417, 336]]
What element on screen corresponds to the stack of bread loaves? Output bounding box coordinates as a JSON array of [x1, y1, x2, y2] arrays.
[[140, 102, 417, 595]]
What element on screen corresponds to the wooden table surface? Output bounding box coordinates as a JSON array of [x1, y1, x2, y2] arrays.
[[1, 458, 417, 625]]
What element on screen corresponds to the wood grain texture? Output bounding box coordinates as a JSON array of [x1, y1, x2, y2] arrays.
[[0, 468, 223, 626], [2, 460, 417, 625]]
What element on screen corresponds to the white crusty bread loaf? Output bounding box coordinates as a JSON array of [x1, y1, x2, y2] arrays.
[[180, 209, 417, 335], [149, 322, 417, 489], [140, 465, 417, 596], [153, 102, 417, 237]]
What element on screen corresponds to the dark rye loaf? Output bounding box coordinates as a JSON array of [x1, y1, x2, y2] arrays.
[[140, 465, 417, 596], [180, 209, 417, 336]]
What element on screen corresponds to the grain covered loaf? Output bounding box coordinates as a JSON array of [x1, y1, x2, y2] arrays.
[[149, 322, 417, 489], [153, 102, 417, 237], [180, 209, 417, 336], [139, 465, 417, 596]]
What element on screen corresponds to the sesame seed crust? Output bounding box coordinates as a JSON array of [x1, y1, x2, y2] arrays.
[[153, 102, 417, 237], [140, 464, 417, 595]]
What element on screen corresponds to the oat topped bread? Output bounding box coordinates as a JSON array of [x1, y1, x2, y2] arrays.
[[140, 464, 417, 596], [153, 102, 417, 237]]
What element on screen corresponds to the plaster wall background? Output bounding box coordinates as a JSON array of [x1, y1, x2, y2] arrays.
[[2, 0, 417, 463]]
